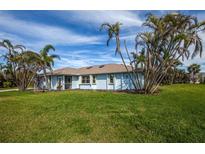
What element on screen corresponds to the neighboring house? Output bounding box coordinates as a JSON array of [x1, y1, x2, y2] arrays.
[[200, 72, 205, 83], [38, 64, 144, 91]]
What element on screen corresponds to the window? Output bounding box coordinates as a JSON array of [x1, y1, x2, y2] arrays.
[[65, 76, 72, 89], [82, 75, 90, 83], [57, 76, 63, 90], [109, 74, 114, 84], [92, 75, 96, 84]]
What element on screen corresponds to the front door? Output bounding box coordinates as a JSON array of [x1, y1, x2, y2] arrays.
[[57, 76, 63, 90], [65, 76, 72, 89]]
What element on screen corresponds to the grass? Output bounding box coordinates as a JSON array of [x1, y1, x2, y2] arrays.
[[0, 84, 205, 143]]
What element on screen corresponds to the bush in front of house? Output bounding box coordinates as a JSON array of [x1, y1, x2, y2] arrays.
[[3, 81, 12, 88]]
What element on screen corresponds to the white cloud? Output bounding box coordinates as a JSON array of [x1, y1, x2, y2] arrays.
[[58, 11, 143, 28], [54, 49, 126, 68], [2, 10, 205, 70], [0, 12, 102, 49]]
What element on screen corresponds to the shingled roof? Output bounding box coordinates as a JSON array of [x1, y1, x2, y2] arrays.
[[49, 64, 142, 75]]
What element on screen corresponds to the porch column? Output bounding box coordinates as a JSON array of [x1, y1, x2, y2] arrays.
[[47, 76, 51, 90], [79, 76, 82, 88], [63, 75, 65, 90], [90, 75, 92, 84]]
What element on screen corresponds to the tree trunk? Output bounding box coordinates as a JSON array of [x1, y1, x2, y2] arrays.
[[116, 36, 138, 91], [124, 40, 142, 90]]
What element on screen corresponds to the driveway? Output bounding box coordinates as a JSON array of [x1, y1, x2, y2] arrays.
[[0, 88, 33, 92]]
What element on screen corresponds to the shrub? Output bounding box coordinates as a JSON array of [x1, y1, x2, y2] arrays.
[[3, 81, 12, 88]]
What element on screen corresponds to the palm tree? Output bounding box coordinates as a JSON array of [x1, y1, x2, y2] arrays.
[[0, 39, 44, 90], [187, 64, 201, 83], [13, 50, 43, 91], [100, 22, 140, 90], [0, 40, 60, 91], [38, 45, 60, 89], [135, 13, 205, 93]]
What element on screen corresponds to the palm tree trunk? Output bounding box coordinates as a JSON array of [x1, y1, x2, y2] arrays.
[[115, 36, 138, 90], [124, 40, 142, 90], [119, 52, 138, 90]]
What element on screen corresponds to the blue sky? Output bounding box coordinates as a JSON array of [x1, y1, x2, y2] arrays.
[[0, 10, 205, 71]]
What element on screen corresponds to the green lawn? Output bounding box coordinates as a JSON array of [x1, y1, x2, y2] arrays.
[[0, 84, 205, 143]]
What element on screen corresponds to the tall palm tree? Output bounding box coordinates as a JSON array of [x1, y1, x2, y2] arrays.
[[100, 22, 122, 55], [100, 22, 139, 90], [38, 45, 60, 89]]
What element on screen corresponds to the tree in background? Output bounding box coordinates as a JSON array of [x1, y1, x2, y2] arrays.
[[187, 64, 201, 83], [162, 68, 189, 84], [175, 69, 190, 83], [162, 60, 182, 84], [0, 63, 16, 88]]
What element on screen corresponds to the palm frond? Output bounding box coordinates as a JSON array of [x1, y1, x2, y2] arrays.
[[40, 44, 55, 56], [191, 35, 203, 59], [100, 23, 112, 31], [50, 54, 60, 60]]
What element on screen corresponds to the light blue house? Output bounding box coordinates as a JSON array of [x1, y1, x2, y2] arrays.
[[42, 64, 144, 91]]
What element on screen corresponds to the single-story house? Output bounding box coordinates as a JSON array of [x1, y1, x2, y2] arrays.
[[38, 64, 144, 91]]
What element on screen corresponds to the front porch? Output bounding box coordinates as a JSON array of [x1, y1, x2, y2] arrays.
[[50, 75, 73, 90]]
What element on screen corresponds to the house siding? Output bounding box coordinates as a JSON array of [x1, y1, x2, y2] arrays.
[[49, 72, 144, 91], [72, 76, 79, 89], [51, 76, 57, 90], [96, 74, 107, 90], [114, 73, 122, 90]]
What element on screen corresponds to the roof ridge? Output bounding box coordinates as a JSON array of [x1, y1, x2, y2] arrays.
[[50, 63, 138, 76], [79, 63, 124, 69], [53, 66, 77, 71]]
